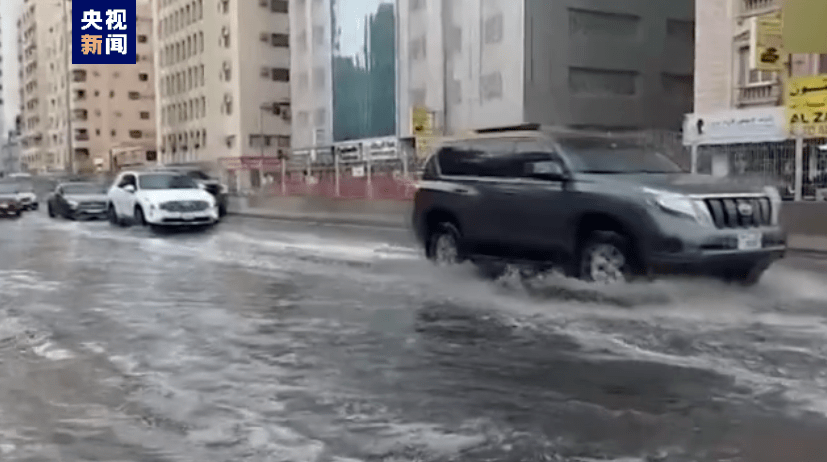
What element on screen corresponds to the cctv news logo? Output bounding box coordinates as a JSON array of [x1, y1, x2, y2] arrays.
[[72, 1, 136, 64]]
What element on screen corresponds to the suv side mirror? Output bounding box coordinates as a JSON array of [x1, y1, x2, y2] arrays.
[[123, 184, 136, 193], [526, 160, 567, 181]]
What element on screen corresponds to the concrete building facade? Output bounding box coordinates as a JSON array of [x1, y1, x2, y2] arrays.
[[289, 0, 334, 150], [153, 0, 291, 189], [42, 1, 157, 174], [17, 0, 61, 173], [397, 0, 694, 137]]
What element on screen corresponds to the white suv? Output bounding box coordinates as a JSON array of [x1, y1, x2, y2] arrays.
[[107, 170, 219, 228]]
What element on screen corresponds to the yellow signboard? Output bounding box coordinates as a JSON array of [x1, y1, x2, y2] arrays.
[[782, 0, 827, 54], [786, 73, 827, 137], [411, 106, 435, 159], [755, 11, 784, 72]]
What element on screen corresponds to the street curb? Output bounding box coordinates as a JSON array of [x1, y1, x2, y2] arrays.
[[227, 210, 408, 229]]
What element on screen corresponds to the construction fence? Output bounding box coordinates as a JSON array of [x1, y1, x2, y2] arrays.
[[233, 130, 827, 202]]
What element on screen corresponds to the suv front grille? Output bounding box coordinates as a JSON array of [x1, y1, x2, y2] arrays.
[[703, 197, 772, 229], [160, 200, 209, 212]]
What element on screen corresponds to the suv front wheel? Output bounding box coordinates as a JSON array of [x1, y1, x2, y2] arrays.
[[578, 231, 636, 285], [427, 222, 463, 266]]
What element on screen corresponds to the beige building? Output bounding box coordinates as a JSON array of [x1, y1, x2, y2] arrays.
[[41, 0, 157, 174], [687, 0, 827, 196], [17, 0, 61, 173], [153, 0, 291, 190], [694, 0, 825, 115]]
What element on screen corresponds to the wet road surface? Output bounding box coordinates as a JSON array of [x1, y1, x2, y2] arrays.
[[3, 210, 827, 461]]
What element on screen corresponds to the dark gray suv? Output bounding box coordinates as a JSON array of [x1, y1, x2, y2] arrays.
[[412, 125, 787, 286]]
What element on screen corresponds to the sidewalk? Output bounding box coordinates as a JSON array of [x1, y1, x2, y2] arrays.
[[227, 195, 827, 253]]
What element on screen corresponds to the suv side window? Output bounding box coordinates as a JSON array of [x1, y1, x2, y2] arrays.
[[436, 143, 484, 177], [118, 174, 136, 188], [422, 155, 439, 180], [514, 141, 564, 178]]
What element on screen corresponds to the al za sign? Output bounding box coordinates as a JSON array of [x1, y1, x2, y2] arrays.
[[786, 74, 827, 138], [72, 1, 136, 64]]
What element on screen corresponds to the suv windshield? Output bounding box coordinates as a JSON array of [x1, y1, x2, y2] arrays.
[[559, 138, 684, 174], [15, 181, 34, 192], [138, 174, 199, 190], [185, 170, 211, 180], [0, 184, 18, 194], [63, 184, 107, 195]]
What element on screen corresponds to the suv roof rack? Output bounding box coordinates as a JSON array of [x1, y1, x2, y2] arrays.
[[473, 123, 541, 134]]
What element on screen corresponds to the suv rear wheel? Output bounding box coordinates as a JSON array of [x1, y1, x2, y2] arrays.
[[427, 222, 462, 266], [578, 231, 636, 284]]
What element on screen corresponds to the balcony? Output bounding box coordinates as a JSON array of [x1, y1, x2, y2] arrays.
[[74, 129, 89, 141], [741, 0, 777, 16], [736, 82, 781, 107]]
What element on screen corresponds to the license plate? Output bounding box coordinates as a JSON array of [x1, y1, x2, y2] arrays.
[[737, 231, 762, 250], [182, 212, 196, 220]]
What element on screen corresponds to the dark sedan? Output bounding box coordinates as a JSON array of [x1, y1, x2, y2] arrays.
[[47, 182, 109, 220], [0, 183, 22, 218]]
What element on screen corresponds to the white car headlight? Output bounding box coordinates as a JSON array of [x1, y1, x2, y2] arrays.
[[67, 200, 79, 208]]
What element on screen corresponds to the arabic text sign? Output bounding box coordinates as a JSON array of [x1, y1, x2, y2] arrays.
[[754, 11, 784, 72], [72, 0, 136, 64], [682, 107, 786, 146], [786, 74, 827, 138]]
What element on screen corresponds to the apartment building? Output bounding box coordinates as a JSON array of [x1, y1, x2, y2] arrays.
[[153, 0, 291, 189], [289, 0, 334, 150], [686, 0, 827, 186], [398, 0, 694, 137], [17, 0, 61, 173], [0, 14, 6, 141], [39, 1, 157, 174]]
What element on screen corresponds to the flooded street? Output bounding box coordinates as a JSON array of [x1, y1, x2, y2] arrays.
[[3, 211, 827, 461]]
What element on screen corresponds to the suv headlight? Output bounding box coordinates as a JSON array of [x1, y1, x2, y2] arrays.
[[645, 188, 713, 225], [67, 200, 78, 208]]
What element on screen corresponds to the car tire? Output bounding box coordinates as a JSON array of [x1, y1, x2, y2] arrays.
[[578, 231, 637, 285], [48, 204, 56, 218], [108, 204, 121, 226], [426, 222, 463, 266], [134, 206, 147, 226]]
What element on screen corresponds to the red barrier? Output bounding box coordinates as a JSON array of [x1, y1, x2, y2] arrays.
[[265, 174, 416, 201]]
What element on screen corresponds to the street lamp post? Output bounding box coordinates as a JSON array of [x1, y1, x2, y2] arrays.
[[60, 0, 74, 175]]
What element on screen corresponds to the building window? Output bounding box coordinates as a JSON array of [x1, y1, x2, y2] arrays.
[[129, 91, 141, 100], [130, 130, 142, 139], [140, 111, 150, 119], [198, 31, 204, 52], [111, 130, 117, 137], [272, 33, 288, 47], [568, 67, 637, 96], [271, 0, 288, 13], [138, 34, 148, 43], [72, 69, 87, 82], [484, 14, 503, 44], [272, 68, 289, 81], [110, 90, 115, 98], [139, 72, 149, 81]]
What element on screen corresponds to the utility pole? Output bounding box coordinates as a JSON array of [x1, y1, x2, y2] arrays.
[[61, 0, 75, 175]]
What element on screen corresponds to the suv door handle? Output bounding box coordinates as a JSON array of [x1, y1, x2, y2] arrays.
[[452, 187, 473, 195]]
